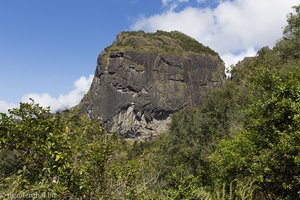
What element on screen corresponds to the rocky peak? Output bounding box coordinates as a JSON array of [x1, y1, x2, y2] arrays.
[[79, 31, 225, 140]]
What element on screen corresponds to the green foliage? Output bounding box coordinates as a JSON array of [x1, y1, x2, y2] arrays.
[[0, 100, 114, 199], [279, 5, 300, 59], [102, 141, 163, 200], [211, 67, 300, 199], [109, 30, 218, 57], [284, 5, 300, 41], [210, 7, 300, 198], [153, 30, 218, 56], [193, 178, 260, 200]]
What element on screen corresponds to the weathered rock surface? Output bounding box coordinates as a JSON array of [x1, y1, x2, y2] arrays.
[[79, 31, 225, 139]]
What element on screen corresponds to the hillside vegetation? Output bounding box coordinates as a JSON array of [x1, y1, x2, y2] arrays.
[[103, 30, 218, 57], [0, 5, 299, 200]]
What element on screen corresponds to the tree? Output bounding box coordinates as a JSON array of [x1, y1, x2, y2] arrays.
[[211, 56, 300, 199], [284, 5, 300, 41], [279, 5, 300, 59], [0, 100, 114, 199]]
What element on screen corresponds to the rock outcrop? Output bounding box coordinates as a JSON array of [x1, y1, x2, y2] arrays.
[[79, 31, 225, 139]]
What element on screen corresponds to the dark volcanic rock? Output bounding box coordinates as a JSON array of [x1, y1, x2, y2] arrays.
[[79, 31, 225, 139]]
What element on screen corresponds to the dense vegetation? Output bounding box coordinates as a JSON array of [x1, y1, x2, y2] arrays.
[[0, 5, 299, 200]]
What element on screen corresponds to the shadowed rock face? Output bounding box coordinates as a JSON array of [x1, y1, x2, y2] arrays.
[[79, 31, 225, 139]]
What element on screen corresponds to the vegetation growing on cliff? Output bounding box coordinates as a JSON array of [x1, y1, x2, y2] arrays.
[[106, 30, 218, 57], [0, 5, 299, 200]]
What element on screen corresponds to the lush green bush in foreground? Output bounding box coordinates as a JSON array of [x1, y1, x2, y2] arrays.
[[0, 101, 114, 199]]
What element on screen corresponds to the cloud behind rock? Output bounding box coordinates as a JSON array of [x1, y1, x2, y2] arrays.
[[132, 0, 298, 66], [0, 75, 93, 113]]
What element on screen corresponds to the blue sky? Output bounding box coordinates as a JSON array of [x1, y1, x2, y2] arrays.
[[0, 0, 162, 102], [0, 0, 298, 112]]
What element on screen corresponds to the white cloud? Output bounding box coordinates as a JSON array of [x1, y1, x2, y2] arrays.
[[0, 75, 93, 114], [0, 101, 17, 114], [162, 0, 190, 11], [132, 0, 299, 66], [222, 48, 257, 77], [162, 0, 170, 6], [162, 0, 189, 7], [221, 47, 257, 67]]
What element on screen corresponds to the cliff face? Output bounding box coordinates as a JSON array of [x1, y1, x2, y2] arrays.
[[79, 31, 225, 139]]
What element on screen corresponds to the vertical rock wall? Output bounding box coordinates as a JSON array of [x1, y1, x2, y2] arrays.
[[79, 31, 225, 139]]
